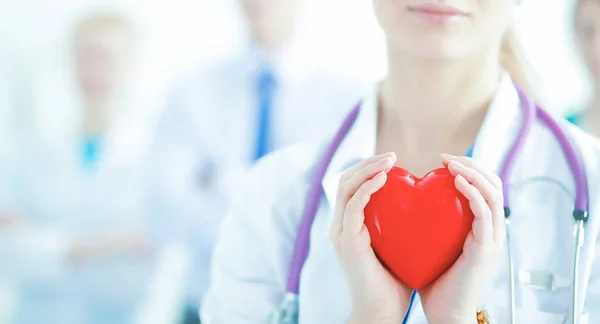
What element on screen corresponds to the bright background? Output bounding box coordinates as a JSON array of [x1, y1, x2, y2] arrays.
[[0, 0, 592, 143]]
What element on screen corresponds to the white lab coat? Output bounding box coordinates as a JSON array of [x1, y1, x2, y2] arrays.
[[146, 42, 369, 306], [202, 75, 600, 323], [0, 103, 153, 324]]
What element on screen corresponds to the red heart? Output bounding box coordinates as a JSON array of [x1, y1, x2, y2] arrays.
[[364, 167, 474, 290]]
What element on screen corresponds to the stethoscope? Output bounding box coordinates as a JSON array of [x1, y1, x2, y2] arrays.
[[269, 85, 590, 324]]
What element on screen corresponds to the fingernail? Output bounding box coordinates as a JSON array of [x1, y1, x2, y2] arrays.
[[442, 153, 458, 160]]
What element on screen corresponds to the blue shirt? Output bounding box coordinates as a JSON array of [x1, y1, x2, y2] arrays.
[[254, 65, 277, 161]]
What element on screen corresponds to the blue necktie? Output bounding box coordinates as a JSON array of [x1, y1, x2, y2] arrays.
[[82, 137, 102, 170], [254, 66, 277, 161]]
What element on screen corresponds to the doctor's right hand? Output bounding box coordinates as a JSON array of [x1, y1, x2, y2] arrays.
[[331, 152, 413, 324]]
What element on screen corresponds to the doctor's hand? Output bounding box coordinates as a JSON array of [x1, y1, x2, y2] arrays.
[[419, 154, 506, 324], [331, 152, 413, 324]]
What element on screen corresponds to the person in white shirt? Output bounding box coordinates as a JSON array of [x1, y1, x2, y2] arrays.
[[146, 0, 369, 322], [0, 12, 153, 324]]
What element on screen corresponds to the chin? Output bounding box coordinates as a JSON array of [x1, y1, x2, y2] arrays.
[[415, 46, 472, 61]]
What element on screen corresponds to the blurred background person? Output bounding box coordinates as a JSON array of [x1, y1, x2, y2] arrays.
[[146, 0, 368, 322], [569, 0, 600, 133], [0, 11, 154, 324]]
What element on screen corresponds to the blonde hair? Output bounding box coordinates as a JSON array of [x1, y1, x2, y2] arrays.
[[500, 28, 541, 104]]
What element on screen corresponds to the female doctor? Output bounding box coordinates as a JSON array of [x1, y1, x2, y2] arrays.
[[202, 0, 600, 323]]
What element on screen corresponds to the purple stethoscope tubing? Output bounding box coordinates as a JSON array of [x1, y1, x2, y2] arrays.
[[501, 86, 589, 215], [272, 84, 590, 324], [285, 106, 361, 295]]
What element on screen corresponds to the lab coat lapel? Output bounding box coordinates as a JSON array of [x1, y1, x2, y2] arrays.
[[321, 86, 379, 208], [471, 74, 523, 178]]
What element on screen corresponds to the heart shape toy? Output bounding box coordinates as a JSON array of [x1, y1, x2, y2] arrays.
[[364, 167, 474, 290]]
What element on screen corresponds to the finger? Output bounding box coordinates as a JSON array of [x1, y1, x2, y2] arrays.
[[332, 156, 394, 240], [455, 174, 493, 243], [447, 161, 499, 205], [334, 155, 394, 223], [333, 153, 396, 243], [442, 154, 502, 189], [342, 156, 395, 198], [339, 152, 396, 185], [330, 162, 384, 244], [342, 171, 387, 236], [335, 153, 395, 213], [446, 160, 505, 244]]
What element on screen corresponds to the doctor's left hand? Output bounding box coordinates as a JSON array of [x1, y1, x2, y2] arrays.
[[419, 155, 506, 324]]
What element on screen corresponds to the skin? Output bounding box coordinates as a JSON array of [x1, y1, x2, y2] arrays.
[[69, 17, 143, 263], [74, 20, 135, 137], [2, 17, 142, 264], [332, 1, 514, 323], [576, 0, 600, 83], [238, 0, 301, 51], [575, 0, 600, 135]]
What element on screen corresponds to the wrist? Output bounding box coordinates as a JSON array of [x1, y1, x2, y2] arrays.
[[428, 312, 479, 324], [346, 310, 404, 324], [347, 311, 369, 324]]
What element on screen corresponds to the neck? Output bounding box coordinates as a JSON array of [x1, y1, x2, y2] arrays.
[[377, 47, 502, 174], [381, 48, 501, 128], [251, 23, 294, 52], [83, 99, 114, 138]]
